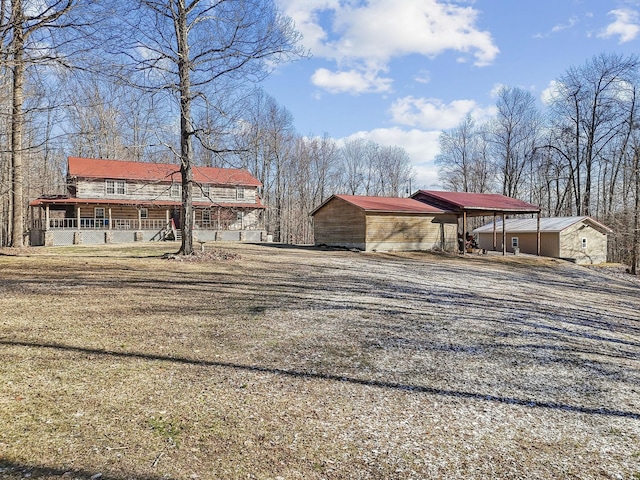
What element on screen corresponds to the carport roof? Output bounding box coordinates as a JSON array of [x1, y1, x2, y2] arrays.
[[411, 190, 540, 216], [311, 194, 445, 215]]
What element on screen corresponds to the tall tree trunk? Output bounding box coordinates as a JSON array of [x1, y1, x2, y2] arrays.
[[10, 1, 25, 248], [632, 149, 639, 275], [176, 0, 194, 255]]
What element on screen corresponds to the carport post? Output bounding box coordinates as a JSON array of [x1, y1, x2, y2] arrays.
[[536, 213, 541, 256], [462, 211, 467, 255], [502, 213, 506, 256], [492, 213, 497, 251]]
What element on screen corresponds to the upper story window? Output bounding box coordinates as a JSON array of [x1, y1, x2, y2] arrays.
[[106, 179, 126, 195], [236, 187, 245, 200], [201, 184, 211, 199], [170, 183, 181, 197]]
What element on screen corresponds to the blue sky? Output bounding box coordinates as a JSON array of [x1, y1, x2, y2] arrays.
[[262, 0, 640, 190]]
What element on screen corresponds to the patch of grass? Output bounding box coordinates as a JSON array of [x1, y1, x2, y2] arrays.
[[0, 242, 639, 479], [149, 416, 182, 446]]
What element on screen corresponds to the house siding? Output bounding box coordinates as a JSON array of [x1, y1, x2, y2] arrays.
[[73, 178, 257, 205]]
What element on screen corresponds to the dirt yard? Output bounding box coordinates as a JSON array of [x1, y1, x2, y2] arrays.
[[0, 243, 639, 479]]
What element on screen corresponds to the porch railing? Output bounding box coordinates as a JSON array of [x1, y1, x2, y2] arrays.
[[32, 218, 263, 231]]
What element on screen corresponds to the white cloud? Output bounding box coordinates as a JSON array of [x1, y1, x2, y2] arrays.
[[389, 96, 496, 130], [414, 70, 431, 85], [551, 16, 579, 33], [311, 67, 393, 94], [540, 80, 562, 105], [341, 127, 443, 188], [277, 0, 499, 95], [598, 9, 640, 43]]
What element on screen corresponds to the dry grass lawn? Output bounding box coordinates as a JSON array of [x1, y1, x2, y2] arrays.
[[0, 242, 639, 479]]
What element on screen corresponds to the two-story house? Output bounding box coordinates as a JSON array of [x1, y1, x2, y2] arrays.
[[29, 157, 266, 246]]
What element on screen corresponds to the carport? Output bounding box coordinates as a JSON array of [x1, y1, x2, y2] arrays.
[[411, 190, 542, 255]]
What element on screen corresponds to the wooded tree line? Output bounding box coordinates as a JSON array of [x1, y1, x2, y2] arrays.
[[1, 2, 638, 269], [437, 53, 640, 271], [0, 0, 413, 251]]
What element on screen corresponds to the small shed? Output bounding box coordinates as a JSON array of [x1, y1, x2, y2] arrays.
[[311, 195, 458, 252], [473, 216, 612, 264]]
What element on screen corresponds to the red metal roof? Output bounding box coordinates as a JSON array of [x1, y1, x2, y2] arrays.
[[67, 157, 262, 187], [313, 194, 445, 214], [412, 190, 540, 213]]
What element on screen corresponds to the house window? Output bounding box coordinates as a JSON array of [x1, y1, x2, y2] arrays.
[[236, 187, 245, 200], [511, 237, 519, 248], [201, 184, 210, 199], [202, 209, 211, 225], [105, 180, 125, 195], [140, 208, 148, 219], [95, 207, 105, 219], [171, 183, 181, 197], [581, 237, 587, 249]]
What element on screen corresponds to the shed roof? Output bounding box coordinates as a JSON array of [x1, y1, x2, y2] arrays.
[[473, 216, 612, 234], [311, 194, 445, 215], [412, 190, 540, 214], [67, 157, 262, 187]]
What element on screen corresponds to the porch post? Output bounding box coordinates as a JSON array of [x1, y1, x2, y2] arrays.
[[536, 213, 541, 256], [166, 209, 170, 225], [108, 208, 112, 230], [45, 205, 50, 231], [502, 213, 506, 256], [138, 208, 142, 230], [77, 207, 81, 230]]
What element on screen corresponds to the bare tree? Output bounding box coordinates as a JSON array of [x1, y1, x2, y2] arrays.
[[436, 115, 494, 192], [489, 86, 541, 199], [549, 53, 639, 215], [101, 0, 304, 254], [1, 0, 86, 247]]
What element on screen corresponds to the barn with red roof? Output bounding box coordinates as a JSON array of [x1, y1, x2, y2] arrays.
[[29, 157, 266, 246], [310, 194, 458, 252]]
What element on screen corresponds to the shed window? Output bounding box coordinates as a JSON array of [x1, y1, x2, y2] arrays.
[[511, 237, 519, 248], [581, 237, 587, 249]]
